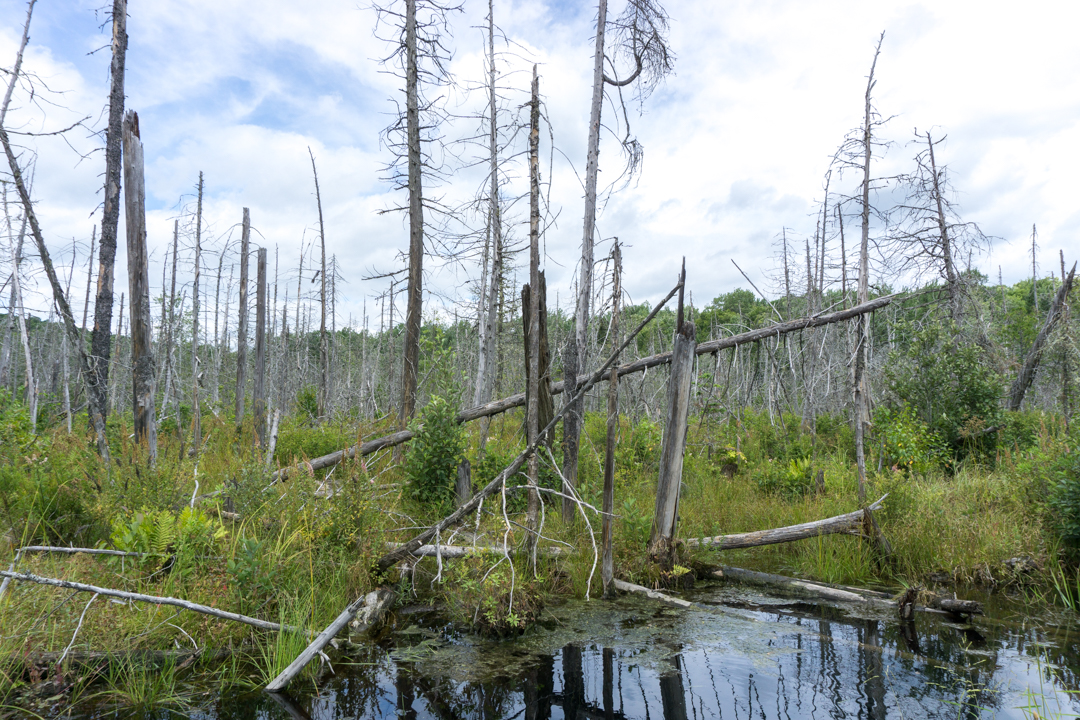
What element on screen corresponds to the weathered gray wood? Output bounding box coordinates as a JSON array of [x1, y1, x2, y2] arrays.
[[265, 408, 281, 469], [649, 272, 695, 565], [235, 208, 250, 426], [400, 0, 424, 428], [602, 243, 621, 598], [310, 148, 329, 420], [265, 586, 394, 692], [685, 495, 887, 550], [1007, 263, 1076, 410], [712, 566, 894, 608], [455, 459, 472, 507], [267, 290, 897, 484], [612, 579, 692, 608], [525, 66, 542, 561], [254, 247, 267, 449], [1, 570, 291, 632], [122, 110, 157, 463], [191, 173, 203, 454]]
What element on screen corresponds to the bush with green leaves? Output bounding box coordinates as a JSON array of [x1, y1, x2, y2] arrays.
[[754, 457, 815, 498], [883, 322, 1002, 465], [404, 396, 465, 510], [1049, 446, 1080, 547], [875, 404, 948, 475], [108, 507, 226, 577]]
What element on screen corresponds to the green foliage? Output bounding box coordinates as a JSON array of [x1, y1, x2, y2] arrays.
[[227, 537, 279, 613], [754, 456, 815, 498], [875, 404, 948, 475], [0, 390, 34, 461], [884, 322, 1002, 465], [404, 396, 465, 510], [1049, 446, 1080, 547], [616, 417, 662, 472], [273, 419, 354, 466], [296, 386, 319, 425], [109, 507, 226, 577], [440, 556, 543, 636]]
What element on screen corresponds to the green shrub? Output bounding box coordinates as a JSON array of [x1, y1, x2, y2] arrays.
[[875, 404, 948, 475], [1049, 446, 1080, 547], [754, 456, 815, 498], [404, 396, 465, 511], [227, 537, 279, 613], [108, 507, 226, 578], [273, 419, 354, 467]]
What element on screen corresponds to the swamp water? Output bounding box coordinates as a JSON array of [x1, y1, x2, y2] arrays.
[[55, 582, 1080, 719]]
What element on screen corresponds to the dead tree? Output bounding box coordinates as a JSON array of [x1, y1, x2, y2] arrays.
[[191, 173, 204, 453], [648, 262, 692, 568], [309, 148, 329, 420], [1007, 263, 1076, 411], [88, 0, 128, 441], [602, 242, 622, 597], [568, 0, 674, 507], [3, 197, 34, 429], [254, 247, 268, 448], [121, 110, 156, 462], [524, 66, 541, 560], [235, 208, 250, 426]]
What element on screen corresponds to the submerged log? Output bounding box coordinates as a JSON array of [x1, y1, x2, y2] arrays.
[[265, 586, 394, 693], [683, 495, 887, 550], [612, 578, 692, 608]]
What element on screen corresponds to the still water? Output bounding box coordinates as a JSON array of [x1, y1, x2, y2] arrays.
[[85, 581, 1080, 719]]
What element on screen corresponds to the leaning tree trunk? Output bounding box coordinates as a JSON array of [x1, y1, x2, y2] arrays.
[[1007, 263, 1076, 411], [122, 110, 157, 463]]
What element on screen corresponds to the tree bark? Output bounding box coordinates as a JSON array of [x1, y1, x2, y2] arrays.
[[254, 247, 267, 448], [235, 208, 250, 426], [122, 110, 157, 463], [1007, 263, 1076, 410], [602, 242, 621, 598], [310, 147, 329, 420], [88, 0, 127, 439], [524, 66, 542, 562], [400, 0, 424, 428], [6, 209, 35, 430], [191, 172, 203, 454], [649, 267, 694, 568]]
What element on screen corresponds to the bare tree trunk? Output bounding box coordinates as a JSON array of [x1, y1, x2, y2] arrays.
[[122, 110, 157, 463], [602, 242, 621, 598], [235, 208, 249, 426], [923, 131, 959, 323], [254, 247, 267, 449], [163, 220, 179, 425], [6, 210, 34, 430], [80, 226, 95, 340], [400, 0, 424, 428], [108, 293, 124, 414], [88, 0, 128, 441], [191, 172, 203, 454], [648, 263, 693, 568], [524, 66, 541, 561], [852, 34, 883, 506], [1032, 224, 1039, 312], [568, 0, 609, 504], [1007, 263, 1076, 411], [310, 148, 329, 421], [211, 239, 225, 406]]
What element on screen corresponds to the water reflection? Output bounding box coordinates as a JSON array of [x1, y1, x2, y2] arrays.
[[85, 588, 1080, 720]]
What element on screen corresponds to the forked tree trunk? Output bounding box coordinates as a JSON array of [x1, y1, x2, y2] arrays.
[[122, 110, 157, 463]]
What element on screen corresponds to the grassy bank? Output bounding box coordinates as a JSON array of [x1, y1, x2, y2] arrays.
[[1, 398, 1077, 709]]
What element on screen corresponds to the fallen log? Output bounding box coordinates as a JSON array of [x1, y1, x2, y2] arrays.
[[683, 495, 887, 550], [612, 578, 693, 608], [0, 570, 297, 633], [265, 586, 394, 693], [385, 542, 570, 558], [270, 293, 901, 482]]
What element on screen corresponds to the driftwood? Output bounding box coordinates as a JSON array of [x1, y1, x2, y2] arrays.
[[385, 542, 570, 558], [265, 586, 394, 692], [683, 495, 886, 550], [1007, 262, 1076, 410], [612, 578, 692, 608], [269, 293, 901, 483], [0, 570, 296, 632]]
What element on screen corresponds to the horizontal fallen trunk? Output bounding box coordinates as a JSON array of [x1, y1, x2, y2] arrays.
[[265, 586, 394, 692], [683, 495, 886, 550], [271, 294, 900, 482], [385, 542, 570, 559], [1, 570, 296, 633], [613, 578, 693, 608]]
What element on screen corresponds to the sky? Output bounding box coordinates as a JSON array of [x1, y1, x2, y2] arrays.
[[1, 0, 1078, 332]]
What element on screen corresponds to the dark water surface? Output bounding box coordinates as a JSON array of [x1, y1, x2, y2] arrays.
[[72, 582, 1080, 719]]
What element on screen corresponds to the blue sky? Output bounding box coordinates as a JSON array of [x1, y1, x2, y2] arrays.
[[2, 0, 1079, 330]]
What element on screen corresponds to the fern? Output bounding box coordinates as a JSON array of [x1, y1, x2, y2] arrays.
[[151, 512, 177, 556]]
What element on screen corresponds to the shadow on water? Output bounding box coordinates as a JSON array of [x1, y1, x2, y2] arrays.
[[61, 583, 1080, 719]]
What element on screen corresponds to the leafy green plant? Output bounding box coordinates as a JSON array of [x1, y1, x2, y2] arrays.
[[109, 507, 226, 577], [755, 457, 815, 498], [875, 404, 948, 475], [404, 396, 465, 511], [1049, 445, 1080, 547], [227, 537, 279, 613]]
